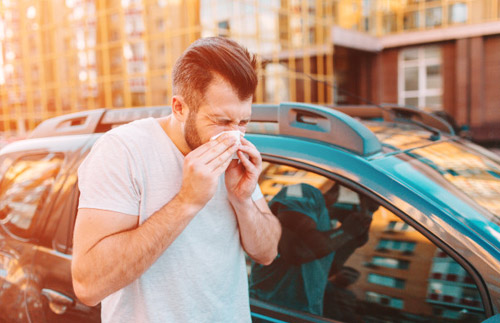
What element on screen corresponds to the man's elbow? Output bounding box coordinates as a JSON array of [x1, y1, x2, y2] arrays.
[[259, 222, 281, 265], [72, 278, 102, 307], [255, 246, 279, 266], [260, 251, 278, 266], [71, 266, 102, 307]]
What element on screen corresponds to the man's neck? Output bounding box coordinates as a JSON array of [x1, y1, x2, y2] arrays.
[[157, 115, 191, 156]]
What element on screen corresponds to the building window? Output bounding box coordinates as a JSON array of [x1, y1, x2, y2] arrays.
[[264, 63, 290, 103], [425, 6, 442, 27], [370, 256, 410, 269], [430, 253, 472, 283], [366, 291, 404, 309], [156, 18, 165, 31], [449, 3, 467, 24], [386, 220, 414, 232], [377, 239, 416, 253], [403, 11, 419, 30], [367, 273, 405, 289], [398, 46, 442, 111], [217, 20, 230, 37]]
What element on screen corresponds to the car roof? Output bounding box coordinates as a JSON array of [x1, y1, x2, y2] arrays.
[[4, 103, 499, 261], [27, 103, 454, 158], [0, 133, 101, 157]]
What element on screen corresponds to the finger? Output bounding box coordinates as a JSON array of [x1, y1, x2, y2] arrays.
[[225, 158, 240, 171], [236, 150, 258, 175], [213, 151, 237, 176], [187, 134, 223, 158], [192, 135, 238, 164], [235, 144, 262, 169], [240, 137, 259, 154], [207, 145, 238, 171], [240, 136, 254, 147]]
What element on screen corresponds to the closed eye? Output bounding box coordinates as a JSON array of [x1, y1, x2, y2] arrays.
[[217, 119, 233, 126]]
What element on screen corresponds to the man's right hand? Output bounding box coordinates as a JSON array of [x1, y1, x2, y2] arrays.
[[177, 133, 239, 210], [341, 211, 372, 238]]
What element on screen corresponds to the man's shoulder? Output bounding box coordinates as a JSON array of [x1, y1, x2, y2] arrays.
[[100, 117, 158, 148], [108, 117, 155, 137]]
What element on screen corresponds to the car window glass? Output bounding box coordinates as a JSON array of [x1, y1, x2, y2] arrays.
[[0, 153, 63, 237], [407, 142, 500, 220], [53, 182, 79, 254], [248, 162, 487, 323]]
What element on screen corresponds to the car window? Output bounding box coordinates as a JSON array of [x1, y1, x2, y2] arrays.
[[52, 182, 79, 254], [249, 162, 487, 323], [380, 141, 500, 250], [0, 153, 63, 238]]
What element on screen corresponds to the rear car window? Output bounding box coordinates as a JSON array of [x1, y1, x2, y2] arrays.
[[0, 153, 63, 238]]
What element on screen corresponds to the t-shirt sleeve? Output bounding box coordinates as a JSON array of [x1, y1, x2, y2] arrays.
[[78, 134, 140, 215], [251, 184, 264, 201]]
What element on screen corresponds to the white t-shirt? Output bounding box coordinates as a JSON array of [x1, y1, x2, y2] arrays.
[[78, 117, 262, 323]]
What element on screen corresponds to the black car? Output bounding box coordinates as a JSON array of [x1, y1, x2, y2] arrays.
[[1, 103, 499, 323]]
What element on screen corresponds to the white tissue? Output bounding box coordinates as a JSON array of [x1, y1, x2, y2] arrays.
[[210, 130, 244, 159]]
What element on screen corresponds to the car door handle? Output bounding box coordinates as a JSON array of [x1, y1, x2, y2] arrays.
[[41, 288, 74, 315]]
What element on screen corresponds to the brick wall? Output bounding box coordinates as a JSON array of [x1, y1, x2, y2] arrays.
[[378, 49, 399, 104]]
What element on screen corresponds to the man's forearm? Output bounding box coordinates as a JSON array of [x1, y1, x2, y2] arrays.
[[72, 195, 199, 306], [232, 199, 281, 265]]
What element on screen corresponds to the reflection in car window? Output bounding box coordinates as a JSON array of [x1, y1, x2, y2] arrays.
[[0, 154, 62, 236], [249, 162, 487, 323], [251, 162, 374, 317], [408, 141, 500, 222]]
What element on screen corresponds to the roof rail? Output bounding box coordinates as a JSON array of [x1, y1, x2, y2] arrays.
[[29, 103, 382, 156], [29, 109, 107, 139], [380, 104, 455, 135], [252, 103, 382, 156], [332, 104, 455, 135], [29, 106, 171, 139]]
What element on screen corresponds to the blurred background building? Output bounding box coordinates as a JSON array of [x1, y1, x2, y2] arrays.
[[0, 0, 499, 145]]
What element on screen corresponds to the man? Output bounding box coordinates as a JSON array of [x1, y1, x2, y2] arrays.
[[249, 182, 373, 316], [71, 37, 281, 323], [323, 266, 361, 322]]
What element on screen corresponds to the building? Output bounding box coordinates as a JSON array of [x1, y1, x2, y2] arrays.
[[0, 0, 198, 136], [1, 0, 499, 145], [331, 0, 500, 145]]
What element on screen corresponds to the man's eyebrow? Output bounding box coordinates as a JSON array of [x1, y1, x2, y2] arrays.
[[210, 115, 251, 122]]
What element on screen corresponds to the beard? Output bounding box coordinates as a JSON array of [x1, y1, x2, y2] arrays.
[[184, 109, 203, 150]]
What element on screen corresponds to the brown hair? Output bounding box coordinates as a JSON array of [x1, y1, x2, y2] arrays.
[[172, 37, 258, 109]]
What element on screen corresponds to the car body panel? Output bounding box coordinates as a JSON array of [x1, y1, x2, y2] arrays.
[[0, 105, 499, 322], [248, 133, 500, 315], [0, 134, 100, 322]]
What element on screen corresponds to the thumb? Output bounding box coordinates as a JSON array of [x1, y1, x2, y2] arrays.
[[226, 159, 239, 171]]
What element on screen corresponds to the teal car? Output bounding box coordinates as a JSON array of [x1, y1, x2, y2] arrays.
[[0, 103, 499, 323]]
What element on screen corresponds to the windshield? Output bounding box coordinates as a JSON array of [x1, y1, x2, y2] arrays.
[[372, 138, 500, 251], [366, 121, 500, 224], [407, 141, 500, 224]]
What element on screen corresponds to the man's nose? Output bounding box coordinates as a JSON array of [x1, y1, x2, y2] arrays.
[[225, 124, 240, 131]]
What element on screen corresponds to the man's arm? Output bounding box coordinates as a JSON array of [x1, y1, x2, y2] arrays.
[[276, 210, 372, 265], [276, 211, 350, 265], [225, 137, 281, 265], [230, 197, 281, 265], [72, 134, 239, 306], [72, 198, 198, 306]]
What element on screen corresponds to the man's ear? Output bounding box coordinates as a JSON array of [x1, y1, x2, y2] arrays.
[[171, 96, 188, 122]]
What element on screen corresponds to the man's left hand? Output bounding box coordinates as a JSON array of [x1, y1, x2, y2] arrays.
[[225, 137, 262, 204]]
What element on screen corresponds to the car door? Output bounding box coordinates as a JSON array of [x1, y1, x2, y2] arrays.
[[248, 159, 489, 323], [0, 153, 64, 322], [31, 168, 100, 323]]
